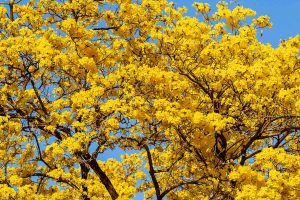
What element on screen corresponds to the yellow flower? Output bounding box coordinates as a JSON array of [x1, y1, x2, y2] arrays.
[[193, 2, 210, 14], [253, 15, 272, 28]]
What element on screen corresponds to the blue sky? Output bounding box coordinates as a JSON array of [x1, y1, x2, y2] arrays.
[[173, 0, 300, 46]]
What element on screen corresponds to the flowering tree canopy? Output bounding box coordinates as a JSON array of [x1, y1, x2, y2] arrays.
[[0, 0, 299, 199]]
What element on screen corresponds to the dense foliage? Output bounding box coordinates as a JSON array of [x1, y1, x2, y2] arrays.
[[0, 0, 299, 199]]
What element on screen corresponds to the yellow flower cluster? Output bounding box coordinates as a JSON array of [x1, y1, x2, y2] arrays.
[[193, 2, 210, 14], [253, 15, 273, 28], [230, 148, 300, 199]]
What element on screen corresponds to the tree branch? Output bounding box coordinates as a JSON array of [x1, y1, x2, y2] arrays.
[[160, 178, 204, 199], [81, 152, 119, 200], [93, 26, 121, 31], [144, 144, 161, 200]]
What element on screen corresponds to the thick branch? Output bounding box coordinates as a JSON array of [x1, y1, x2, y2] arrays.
[[81, 153, 119, 200], [144, 144, 161, 200], [9, 0, 14, 21], [93, 26, 121, 31], [80, 163, 90, 200]]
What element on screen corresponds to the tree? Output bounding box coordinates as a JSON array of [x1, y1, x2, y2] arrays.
[[0, 0, 299, 199]]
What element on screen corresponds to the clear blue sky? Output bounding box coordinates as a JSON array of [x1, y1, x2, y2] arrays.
[[174, 0, 300, 46]]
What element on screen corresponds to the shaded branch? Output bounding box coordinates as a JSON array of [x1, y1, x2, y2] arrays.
[[176, 128, 207, 166], [30, 80, 48, 116], [80, 163, 90, 200], [80, 152, 119, 200], [144, 144, 161, 199], [23, 173, 79, 190], [32, 132, 53, 170], [93, 26, 121, 31], [160, 178, 203, 199]]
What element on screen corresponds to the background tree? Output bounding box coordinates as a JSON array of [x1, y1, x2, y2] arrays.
[[0, 0, 299, 199]]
